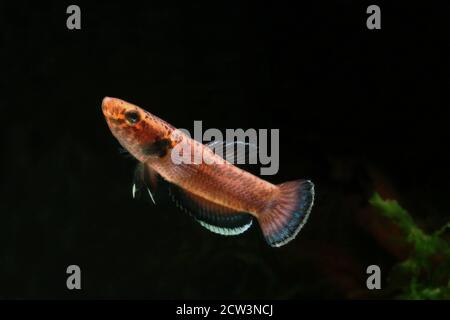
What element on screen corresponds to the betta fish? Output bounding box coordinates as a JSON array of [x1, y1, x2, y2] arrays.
[[102, 97, 314, 247]]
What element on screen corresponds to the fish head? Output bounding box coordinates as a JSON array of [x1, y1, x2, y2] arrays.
[[102, 97, 174, 162]]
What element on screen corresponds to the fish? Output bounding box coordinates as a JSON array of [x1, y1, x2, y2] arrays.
[[101, 97, 315, 247]]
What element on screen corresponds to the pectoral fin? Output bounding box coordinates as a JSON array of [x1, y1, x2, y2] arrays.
[[132, 163, 159, 204]]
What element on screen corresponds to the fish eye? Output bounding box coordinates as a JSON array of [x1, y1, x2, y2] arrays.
[[124, 111, 140, 125]]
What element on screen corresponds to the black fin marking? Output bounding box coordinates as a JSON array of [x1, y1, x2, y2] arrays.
[[142, 138, 171, 157], [168, 185, 253, 236]]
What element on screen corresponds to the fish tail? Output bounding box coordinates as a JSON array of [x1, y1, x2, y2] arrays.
[[257, 180, 314, 247]]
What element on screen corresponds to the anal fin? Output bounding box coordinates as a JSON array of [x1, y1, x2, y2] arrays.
[[168, 185, 253, 236]]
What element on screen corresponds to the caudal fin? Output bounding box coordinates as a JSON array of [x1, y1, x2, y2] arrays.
[[257, 180, 314, 247]]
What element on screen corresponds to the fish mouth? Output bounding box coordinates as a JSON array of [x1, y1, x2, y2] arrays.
[[102, 96, 122, 128], [102, 96, 114, 117], [101, 96, 123, 121], [103, 96, 133, 132]]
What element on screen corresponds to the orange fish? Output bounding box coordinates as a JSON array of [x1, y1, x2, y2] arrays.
[[102, 97, 315, 247]]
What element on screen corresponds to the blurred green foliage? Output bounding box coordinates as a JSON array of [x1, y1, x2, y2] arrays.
[[370, 193, 450, 299]]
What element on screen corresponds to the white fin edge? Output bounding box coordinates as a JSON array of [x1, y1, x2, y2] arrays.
[[147, 188, 156, 204], [197, 219, 253, 236], [132, 184, 137, 199]]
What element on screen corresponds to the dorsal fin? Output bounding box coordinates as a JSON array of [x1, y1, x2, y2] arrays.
[[206, 140, 258, 166], [168, 185, 253, 236]]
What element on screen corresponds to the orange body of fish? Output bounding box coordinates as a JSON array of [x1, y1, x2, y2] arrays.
[[102, 97, 314, 247]]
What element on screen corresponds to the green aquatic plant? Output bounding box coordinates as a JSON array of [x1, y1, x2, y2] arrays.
[[370, 193, 450, 299]]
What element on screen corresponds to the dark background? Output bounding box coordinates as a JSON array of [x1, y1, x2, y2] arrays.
[[0, 1, 448, 299]]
